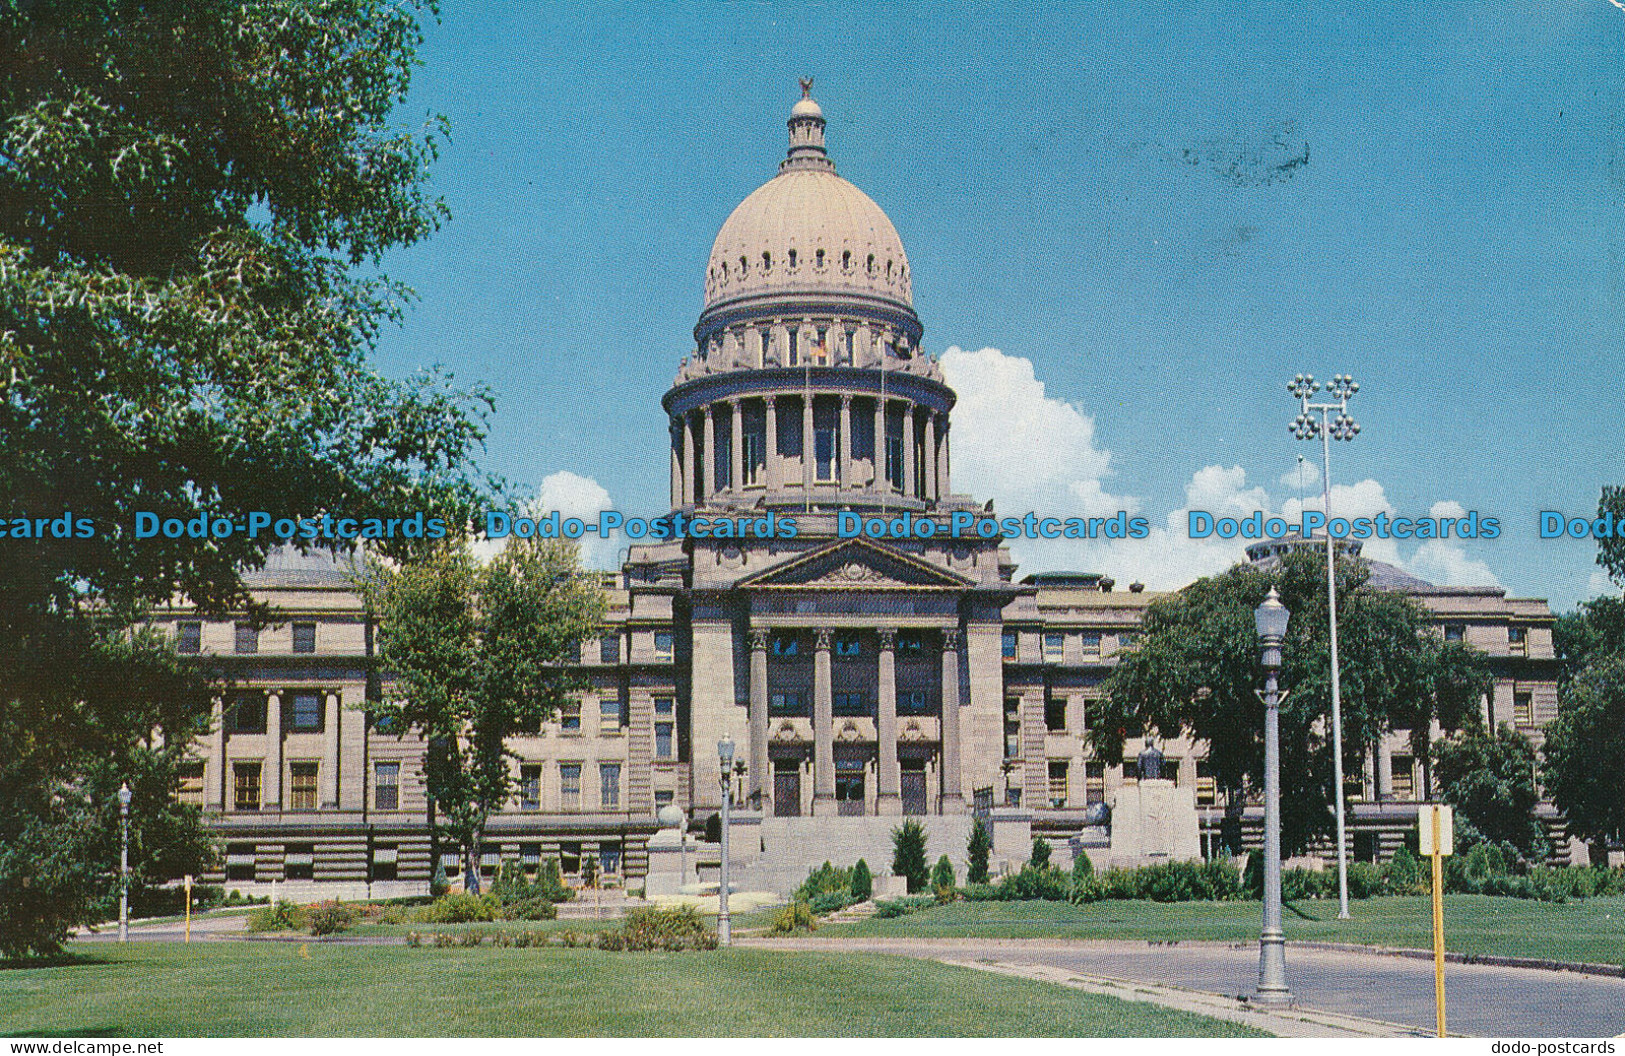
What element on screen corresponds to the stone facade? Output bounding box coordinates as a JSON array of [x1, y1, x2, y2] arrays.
[[157, 88, 1572, 896]]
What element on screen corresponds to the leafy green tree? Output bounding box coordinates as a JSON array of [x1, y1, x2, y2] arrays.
[[891, 819, 929, 894], [1029, 836, 1052, 870], [1095, 548, 1489, 855], [1542, 656, 1625, 860], [850, 858, 873, 901], [1432, 724, 1546, 862], [364, 536, 606, 892], [966, 818, 991, 885], [1594, 486, 1625, 588], [0, 0, 487, 957], [931, 854, 955, 890], [1554, 595, 1625, 686]]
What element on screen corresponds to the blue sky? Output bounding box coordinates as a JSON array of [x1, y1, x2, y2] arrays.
[[370, 1, 1625, 610]]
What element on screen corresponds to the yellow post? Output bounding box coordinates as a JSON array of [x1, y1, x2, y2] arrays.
[[184, 874, 193, 944], [1430, 809, 1446, 1038]]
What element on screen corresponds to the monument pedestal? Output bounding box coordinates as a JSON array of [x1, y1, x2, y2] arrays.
[[1108, 778, 1201, 868]]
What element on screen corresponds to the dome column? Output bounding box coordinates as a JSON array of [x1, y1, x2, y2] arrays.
[[873, 397, 887, 490], [703, 404, 717, 500], [839, 395, 853, 489], [923, 413, 937, 501], [670, 416, 683, 508], [730, 399, 744, 495], [764, 395, 780, 490], [681, 412, 696, 507], [902, 404, 917, 499]]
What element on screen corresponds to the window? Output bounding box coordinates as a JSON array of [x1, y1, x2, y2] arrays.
[[1048, 760, 1069, 808], [560, 702, 581, 735], [1042, 633, 1064, 662], [771, 634, 799, 656], [600, 635, 621, 664], [1003, 696, 1021, 758], [519, 766, 541, 810], [1080, 632, 1102, 657], [654, 696, 675, 716], [371, 843, 398, 882], [833, 691, 868, 716], [177, 761, 205, 805], [559, 841, 582, 875], [1117, 633, 1139, 650], [815, 427, 836, 480], [560, 764, 582, 810], [600, 842, 622, 875], [1001, 631, 1017, 659], [1444, 625, 1465, 643], [288, 762, 318, 811], [1513, 691, 1533, 727], [1391, 755, 1415, 800], [229, 693, 267, 734], [655, 722, 674, 760], [234, 623, 259, 654], [600, 697, 622, 734], [288, 692, 323, 732], [835, 635, 862, 657], [655, 790, 675, 809], [1508, 626, 1528, 653], [233, 762, 262, 811], [1045, 694, 1067, 732], [1196, 760, 1217, 807], [896, 633, 926, 658], [1085, 760, 1106, 804], [654, 632, 674, 660], [885, 433, 903, 489], [567, 640, 582, 663], [284, 842, 314, 880], [898, 689, 931, 715], [601, 763, 621, 809], [177, 621, 201, 654], [374, 762, 400, 811], [769, 691, 805, 716], [291, 622, 316, 654]]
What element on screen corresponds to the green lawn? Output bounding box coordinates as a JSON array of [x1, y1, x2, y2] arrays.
[[0, 942, 1265, 1038], [815, 895, 1625, 966]]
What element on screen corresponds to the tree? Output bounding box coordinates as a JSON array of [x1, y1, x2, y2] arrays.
[[1029, 836, 1052, 870], [364, 536, 606, 892], [891, 819, 929, 894], [931, 854, 955, 890], [1594, 486, 1625, 588], [966, 818, 991, 885], [850, 858, 873, 901], [0, 1, 488, 957], [1542, 656, 1625, 859], [1095, 548, 1490, 856], [1432, 724, 1546, 862]]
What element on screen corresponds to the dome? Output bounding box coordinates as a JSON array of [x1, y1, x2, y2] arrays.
[[701, 88, 912, 315]]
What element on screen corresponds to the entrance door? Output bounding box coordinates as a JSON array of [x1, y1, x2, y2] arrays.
[[901, 766, 928, 815], [836, 764, 866, 816], [773, 763, 801, 817]]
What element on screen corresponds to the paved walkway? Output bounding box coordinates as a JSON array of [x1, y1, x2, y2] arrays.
[[751, 937, 1625, 1039]]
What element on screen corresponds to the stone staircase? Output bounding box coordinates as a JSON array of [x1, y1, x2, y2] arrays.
[[733, 815, 974, 896]]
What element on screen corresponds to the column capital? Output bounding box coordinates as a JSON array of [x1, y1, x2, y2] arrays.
[[942, 628, 961, 652], [748, 627, 769, 652], [839, 393, 853, 407], [877, 627, 897, 651], [814, 627, 833, 651]]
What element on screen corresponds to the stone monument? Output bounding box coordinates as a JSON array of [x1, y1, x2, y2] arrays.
[[1108, 737, 1201, 868]]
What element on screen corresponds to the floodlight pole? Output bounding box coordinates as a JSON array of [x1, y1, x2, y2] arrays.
[[1288, 374, 1360, 920]]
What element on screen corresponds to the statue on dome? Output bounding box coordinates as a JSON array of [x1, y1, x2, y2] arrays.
[[799, 76, 814, 98]]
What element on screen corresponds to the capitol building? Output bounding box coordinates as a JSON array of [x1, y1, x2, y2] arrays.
[[160, 87, 1569, 894]]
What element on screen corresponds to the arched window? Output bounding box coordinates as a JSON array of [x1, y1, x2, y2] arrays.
[[842, 250, 852, 270], [866, 254, 875, 276], [762, 250, 772, 272], [788, 249, 797, 268], [815, 248, 825, 269]]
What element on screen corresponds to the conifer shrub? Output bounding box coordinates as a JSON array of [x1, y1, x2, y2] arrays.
[[966, 818, 991, 885], [850, 858, 873, 900]]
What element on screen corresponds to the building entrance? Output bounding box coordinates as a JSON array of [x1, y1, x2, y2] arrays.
[[901, 765, 928, 815], [773, 762, 801, 817]]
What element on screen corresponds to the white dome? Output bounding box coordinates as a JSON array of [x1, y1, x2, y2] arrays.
[[703, 167, 912, 311]]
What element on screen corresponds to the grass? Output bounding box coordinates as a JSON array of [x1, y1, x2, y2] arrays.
[[815, 895, 1625, 966], [0, 942, 1266, 1037]]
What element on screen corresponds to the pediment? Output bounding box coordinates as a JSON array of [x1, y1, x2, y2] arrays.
[[736, 538, 974, 590]]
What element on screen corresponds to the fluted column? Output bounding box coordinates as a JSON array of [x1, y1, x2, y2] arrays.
[[730, 399, 744, 495], [873, 397, 887, 489], [839, 395, 853, 489], [681, 413, 696, 507], [209, 698, 227, 809], [322, 691, 341, 809], [748, 628, 768, 810], [264, 692, 282, 809], [670, 416, 683, 508], [939, 629, 964, 813], [812, 628, 836, 813], [703, 403, 716, 499], [923, 413, 937, 501], [764, 395, 779, 490], [876, 628, 901, 815], [940, 419, 951, 496], [801, 395, 814, 491], [901, 405, 916, 499]]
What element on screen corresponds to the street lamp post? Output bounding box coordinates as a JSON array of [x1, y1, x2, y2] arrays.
[[117, 782, 132, 944], [717, 734, 735, 947], [1288, 372, 1360, 920], [1255, 587, 1292, 1004]]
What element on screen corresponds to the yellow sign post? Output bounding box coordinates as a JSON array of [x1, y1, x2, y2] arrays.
[[184, 874, 193, 943], [1418, 804, 1454, 1037]]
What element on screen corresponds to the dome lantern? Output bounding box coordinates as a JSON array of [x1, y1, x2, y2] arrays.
[[783, 77, 834, 174]]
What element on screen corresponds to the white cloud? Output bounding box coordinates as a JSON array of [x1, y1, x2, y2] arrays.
[[1279, 456, 1321, 491], [473, 470, 620, 570]]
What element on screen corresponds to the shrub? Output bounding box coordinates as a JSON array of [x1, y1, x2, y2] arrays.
[[962, 882, 1000, 902], [557, 929, 587, 948], [797, 861, 854, 903], [594, 929, 626, 951], [931, 854, 955, 890], [306, 899, 358, 936], [873, 895, 936, 918], [808, 891, 852, 916], [996, 864, 1069, 902], [405, 931, 423, 947], [769, 900, 818, 935], [431, 931, 456, 947], [1243, 850, 1264, 898], [1071, 852, 1095, 881], [703, 813, 722, 843], [535, 858, 574, 902], [501, 897, 559, 921], [966, 818, 991, 885], [850, 858, 873, 901], [892, 820, 930, 894], [1347, 861, 1384, 899], [1029, 837, 1052, 870], [1385, 846, 1423, 895], [417, 892, 499, 924], [1282, 868, 1333, 902], [618, 905, 717, 950], [491, 859, 572, 906], [457, 930, 486, 947], [247, 901, 304, 932]]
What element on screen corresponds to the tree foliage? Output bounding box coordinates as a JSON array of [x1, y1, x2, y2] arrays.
[[891, 819, 929, 894], [0, 1, 487, 956], [966, 817, 991, 885], [363, 537, 606, 892], [1595, 486, 1625, 589], [1433, 723, 1546, 862], [1095, 548, 1490, 855], [1542, 656, 1625, 850]]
